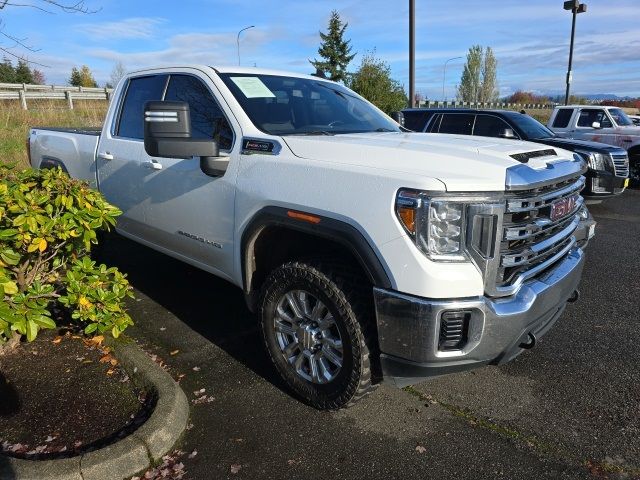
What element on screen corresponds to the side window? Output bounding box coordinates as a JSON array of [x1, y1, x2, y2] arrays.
[[164, 75, 234, 150], [438, 114, 475, 135], [473, 115, 514, 138], [117, 75, 168, 139], [577, 109, 612, 128], [552, 109, 573, 128], [427, 114, 442, 133], [403, 111, 434, 132]]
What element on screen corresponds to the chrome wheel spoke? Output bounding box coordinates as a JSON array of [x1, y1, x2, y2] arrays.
[[309, 354, 322, 384], [283, 340, 299, 358], [310, 299, 327, 323], [285, 292, 305, 319], [274, 319, 296, 336], [276, 304, 297, 325], [323, 335, 342, 351], [318, 312, 335, 330], [321, 344, 343, 368]]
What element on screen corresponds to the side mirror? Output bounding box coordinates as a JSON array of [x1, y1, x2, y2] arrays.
[[591, 121, 602, 129], [390, 111, 405, 127], [144, 101, 226, 177], [499, 128, 516, 139]]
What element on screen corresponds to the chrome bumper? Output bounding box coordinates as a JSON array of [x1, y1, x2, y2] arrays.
[[374, 247, 585, 387]]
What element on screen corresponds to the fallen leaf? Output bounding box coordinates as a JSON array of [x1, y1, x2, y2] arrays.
[[99, 354, 113, 364], [45, 436, 56, 443], [192, 366, 201, 372], [188, 450, 198, 459], [52, 336, 62, 344], [193, 388, 206, 395], [230, 464, 242, 474], [160, 327, 166, 331], [82, 360, 93, 364], [89, 335, 104, 346], [415, 445, 427, 454], [106, 369, 115, 376], [170, 349, 179, 356]]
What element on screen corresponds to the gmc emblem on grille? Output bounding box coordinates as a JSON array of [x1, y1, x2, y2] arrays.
[[550, 195, 577, 221]]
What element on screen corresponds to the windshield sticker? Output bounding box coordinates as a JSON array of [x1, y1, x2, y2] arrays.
[[230, 77, 276, 98]]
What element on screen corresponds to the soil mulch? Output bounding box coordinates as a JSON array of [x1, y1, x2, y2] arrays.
[[0, 328, 152, 459]]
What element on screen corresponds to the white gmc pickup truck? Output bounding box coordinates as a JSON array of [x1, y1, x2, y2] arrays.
[[29, 65, 590, 409]]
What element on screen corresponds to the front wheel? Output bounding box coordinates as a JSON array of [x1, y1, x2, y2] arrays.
[[260, 260, 376, 410]]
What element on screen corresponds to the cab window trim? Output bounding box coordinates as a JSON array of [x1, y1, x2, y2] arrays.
[[472, 114, 521, 139], [112, 72, 236, 151]]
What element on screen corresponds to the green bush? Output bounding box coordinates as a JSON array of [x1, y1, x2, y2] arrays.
[[0, 166, 133, 350]]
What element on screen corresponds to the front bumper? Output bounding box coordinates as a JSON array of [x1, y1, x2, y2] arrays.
[[583, 169, 627, 198], [374, 247, 585, 387]]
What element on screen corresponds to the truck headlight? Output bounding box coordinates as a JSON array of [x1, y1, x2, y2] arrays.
[[395, 190, 468, 261], [586, 152, 610, 171]]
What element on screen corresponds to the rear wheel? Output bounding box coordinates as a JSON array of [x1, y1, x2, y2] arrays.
[[260, 260, 376, 410], [629, 154, 640, 188]]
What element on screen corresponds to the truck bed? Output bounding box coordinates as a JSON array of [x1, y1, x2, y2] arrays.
[[29, 127, 101, 188]]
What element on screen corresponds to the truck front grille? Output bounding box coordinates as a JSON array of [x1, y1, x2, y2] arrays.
[[611, 153, 629, 178], [497, 175, 584, 288]]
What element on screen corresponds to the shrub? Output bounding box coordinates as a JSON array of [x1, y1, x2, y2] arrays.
[[0, 166, 133, 352]]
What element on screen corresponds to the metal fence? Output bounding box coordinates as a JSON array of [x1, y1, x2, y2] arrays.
[[416, 100, 555, 110], [0, 82, 113, 109]]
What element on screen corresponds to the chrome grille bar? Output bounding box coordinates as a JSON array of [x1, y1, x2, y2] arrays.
[[611, 153, 629, 178]]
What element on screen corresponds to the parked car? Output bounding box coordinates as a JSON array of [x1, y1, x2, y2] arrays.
[[29, 65, 590, 409], [401, 108, 629, 199], [547, 105, 640, 186]]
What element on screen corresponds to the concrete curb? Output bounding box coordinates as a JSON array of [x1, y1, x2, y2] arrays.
[[0, 336, 189, 480]]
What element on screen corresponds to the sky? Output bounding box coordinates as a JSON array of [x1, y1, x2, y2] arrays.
[[1, 0, 639, 98]]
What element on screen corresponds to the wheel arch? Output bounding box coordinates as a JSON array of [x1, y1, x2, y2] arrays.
[[240, 207, 392, 312]]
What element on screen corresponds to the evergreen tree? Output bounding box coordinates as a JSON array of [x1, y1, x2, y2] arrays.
[[14, 60, 34, 84], [346, 51, 408, 114], [310, 10, 356, 83], [457, 45, 499, 103], [69, 65, 97, 87], [0, 57, 15, 83]]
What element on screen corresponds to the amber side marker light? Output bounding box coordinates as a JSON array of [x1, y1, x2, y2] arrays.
[[287, 210, 321, 224], [397, 206, 416, 234]]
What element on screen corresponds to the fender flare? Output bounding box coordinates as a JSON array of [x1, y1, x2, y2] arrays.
[[240, 206, 393, 297], [38, 157, 69, 173]]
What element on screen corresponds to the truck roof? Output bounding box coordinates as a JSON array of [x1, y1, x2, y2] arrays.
[[127, 64, 330, 82]]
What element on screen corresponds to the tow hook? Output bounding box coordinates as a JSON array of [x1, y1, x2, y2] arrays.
[[519, 332, 536, 350], [567, 289, 580, 303]]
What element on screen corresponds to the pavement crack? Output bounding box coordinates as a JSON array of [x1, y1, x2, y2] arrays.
[[402, 385, 640, 478]]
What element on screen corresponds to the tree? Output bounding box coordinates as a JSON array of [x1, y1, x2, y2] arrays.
[[505, 91, 551, 105], [457, 45, 499, 103], [14, 59, 33, 84], [69, 65, 97, 87], [310, 10, 356, 83], [346, 51, 408, 114], [31, 68, 45, 85], [108, 61, 126, 88], [0, 57, 14, 83]]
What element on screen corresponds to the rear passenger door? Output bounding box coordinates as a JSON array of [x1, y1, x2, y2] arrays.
[[97, 74, 168, 238], [549, 108, 575, 138]]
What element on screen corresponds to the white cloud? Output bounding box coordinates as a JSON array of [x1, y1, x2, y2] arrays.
[[77, 17, 166, 40]]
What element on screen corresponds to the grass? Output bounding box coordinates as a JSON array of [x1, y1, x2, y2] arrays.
[[0, 100, 108, 169]]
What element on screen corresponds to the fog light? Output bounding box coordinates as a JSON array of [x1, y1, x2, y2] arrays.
[[439, 310, 471, 351]]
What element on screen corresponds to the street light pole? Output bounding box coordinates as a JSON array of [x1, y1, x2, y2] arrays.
[[237, 25, 255, 66], [409, 0, 415, 107], [442, 56, 462, 101], [563, 1, 586, 105]]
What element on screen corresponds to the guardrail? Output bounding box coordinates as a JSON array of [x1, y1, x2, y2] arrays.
[[0, 82, 113, 109]]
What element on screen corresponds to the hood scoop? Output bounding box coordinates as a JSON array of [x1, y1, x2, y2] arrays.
[[510, 149, 557, 163]]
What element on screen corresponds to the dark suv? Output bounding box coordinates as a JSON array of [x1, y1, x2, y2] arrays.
[[401, 108, 629, 199]]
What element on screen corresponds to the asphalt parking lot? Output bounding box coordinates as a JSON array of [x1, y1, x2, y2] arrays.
[[97, 189, 640, 480]]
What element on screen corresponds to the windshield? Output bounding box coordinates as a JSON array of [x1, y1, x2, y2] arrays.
[[509, 113, 555, 139], [218, 73, 401, 136], [608, 108, 633, 126]]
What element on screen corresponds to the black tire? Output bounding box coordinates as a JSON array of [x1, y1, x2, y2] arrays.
[[629, 155, 640, 189], [260, 259, 377, 410]]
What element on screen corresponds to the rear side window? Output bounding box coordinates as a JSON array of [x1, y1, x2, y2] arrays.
[[403, 111, 434, 132], [473, 115, 513, 138], [117, 75, 168, 139], [437, 114, 475, 135], [577, 109, 612, 128], [552, 109, 574, 128], [164, 74, 233, 150]]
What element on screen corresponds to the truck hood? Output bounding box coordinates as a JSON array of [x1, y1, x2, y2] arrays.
[[282, 132, 572, 191], [536, 136, 626, 154]]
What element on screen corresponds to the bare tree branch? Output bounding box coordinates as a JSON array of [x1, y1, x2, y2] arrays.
[[0, 0, 99, 13]]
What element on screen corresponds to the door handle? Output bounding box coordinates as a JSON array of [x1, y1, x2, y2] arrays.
[[97, 151, 114, 161], [142, 160, 163, 170]]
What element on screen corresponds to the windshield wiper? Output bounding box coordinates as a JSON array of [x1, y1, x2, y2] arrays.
[[293, 130, 334, 136]]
